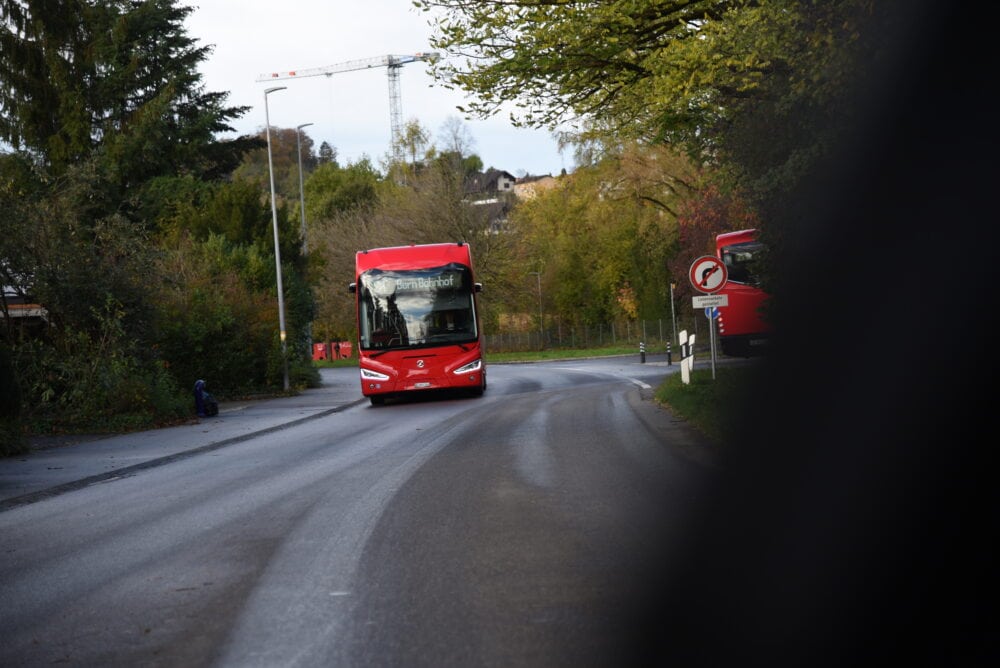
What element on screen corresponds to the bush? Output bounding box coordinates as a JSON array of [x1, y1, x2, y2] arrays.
[[11, 301, 190, 435], [0, 344, 27, 456], [152, 234, 310, 397]]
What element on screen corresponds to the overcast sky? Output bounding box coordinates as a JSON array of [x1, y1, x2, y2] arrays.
[[179, 0, 573, 177]]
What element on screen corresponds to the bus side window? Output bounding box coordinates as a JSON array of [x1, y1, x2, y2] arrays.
[[724, 251, 750, 283]]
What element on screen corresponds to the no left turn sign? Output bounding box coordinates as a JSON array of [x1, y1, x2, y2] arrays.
[[689, 255, 728, 294]]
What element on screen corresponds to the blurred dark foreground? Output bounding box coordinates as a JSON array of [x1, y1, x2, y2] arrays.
[[625, 3, 996, 666]]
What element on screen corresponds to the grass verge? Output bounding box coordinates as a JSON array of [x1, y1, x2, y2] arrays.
[[655, 366, 754, 443]]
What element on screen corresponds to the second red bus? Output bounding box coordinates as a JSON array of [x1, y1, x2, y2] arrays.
[[715, 229, 772, 357]]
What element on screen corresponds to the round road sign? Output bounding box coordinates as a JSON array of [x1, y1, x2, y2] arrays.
[[689, 255, 728, 293]]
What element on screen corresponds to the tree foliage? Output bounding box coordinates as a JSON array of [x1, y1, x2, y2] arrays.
[[309, 133, 518, 340], [1, 156, 154, 337], [0, 342, 24, 455], [0, 0, 259, 184], [665, 182, 759, 305], [318, 141, 338, 165], [232, 126, 316, 199], [417, 0, 896, 341], [304, 158, 381, 221], [416, 0, 882, 205], [151, 234, 290, 395], [1, 1, 320, 436], [511, 143, 702, 326], [416, 0, 728, 135]]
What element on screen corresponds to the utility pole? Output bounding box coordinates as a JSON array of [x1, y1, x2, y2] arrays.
[[529, 271, 543, 346], [670, 282, 678, 345]]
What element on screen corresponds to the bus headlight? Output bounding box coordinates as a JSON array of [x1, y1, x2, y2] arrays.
[[454, 359, 482, 375], [360, 367, 390, 381]]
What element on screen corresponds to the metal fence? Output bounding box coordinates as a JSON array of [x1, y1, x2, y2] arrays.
[[482, 313, 716, 355]]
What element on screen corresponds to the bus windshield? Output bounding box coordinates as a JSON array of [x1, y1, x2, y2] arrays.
[[358, 263, 478, 350], [720, 240, 765, 286]]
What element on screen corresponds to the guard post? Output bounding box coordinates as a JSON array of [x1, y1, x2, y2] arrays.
[[639, 341, 646, 363]]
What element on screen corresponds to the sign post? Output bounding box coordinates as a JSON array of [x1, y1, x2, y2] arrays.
[[704, 307, 720, 379], [688, 256, 728, 381]]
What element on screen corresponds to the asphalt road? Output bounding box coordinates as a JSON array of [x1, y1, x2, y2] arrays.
[[0, 357, 718, 666]]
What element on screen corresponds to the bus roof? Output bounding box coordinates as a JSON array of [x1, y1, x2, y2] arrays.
[[355, 242, 473, 273], [716, 229, 758, 248]]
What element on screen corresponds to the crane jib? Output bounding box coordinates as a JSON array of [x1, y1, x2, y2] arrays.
[[254, 53, 439, 82], [253, 52, 440, 163]]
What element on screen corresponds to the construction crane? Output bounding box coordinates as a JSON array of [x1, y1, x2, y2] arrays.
[[256, 52, 440, 163]]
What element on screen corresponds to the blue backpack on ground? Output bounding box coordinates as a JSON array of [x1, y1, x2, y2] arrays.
[[194, 379, 219, 418]]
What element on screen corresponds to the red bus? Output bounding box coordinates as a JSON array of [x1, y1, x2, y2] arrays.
[[348, 242, 487, 405], [715, 229, 772, 357]]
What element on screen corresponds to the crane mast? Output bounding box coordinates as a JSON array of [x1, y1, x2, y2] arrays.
[[256, 52, 439, 164]]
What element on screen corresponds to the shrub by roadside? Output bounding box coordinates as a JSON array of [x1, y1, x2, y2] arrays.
[[655, 365, 756, 444], [1, 344, 26, 456]]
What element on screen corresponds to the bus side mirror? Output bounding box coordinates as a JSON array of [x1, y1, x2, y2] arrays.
[[474, 283, 483, 293], [348, 282, 356, 294]]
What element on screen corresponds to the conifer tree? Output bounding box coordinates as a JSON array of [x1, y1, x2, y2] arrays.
[[0, 0, 258, 185]]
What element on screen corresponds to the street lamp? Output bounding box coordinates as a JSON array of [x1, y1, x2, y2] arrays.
[[528, 271, 543, 345], [295, 122, 314, 353], [264, 86, 289, 391], [295, 122, 314, 254]]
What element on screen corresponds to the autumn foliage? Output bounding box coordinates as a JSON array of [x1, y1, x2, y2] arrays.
[[667, 184, 759, 304]]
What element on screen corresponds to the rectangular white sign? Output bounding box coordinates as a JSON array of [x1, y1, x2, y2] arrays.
[[692, 294, 729, 308]]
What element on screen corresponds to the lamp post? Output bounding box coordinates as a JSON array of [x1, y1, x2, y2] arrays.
[[528, 271, 543, 346], [295, 122, 314, 355], [264, 86, 289, 391], [295, 122, 313, 254]]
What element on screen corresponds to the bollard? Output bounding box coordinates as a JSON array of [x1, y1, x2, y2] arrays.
[[639, 341, 646, 363], [667, 342, 672, 365]]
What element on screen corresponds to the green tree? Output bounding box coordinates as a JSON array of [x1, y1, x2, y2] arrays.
[[318, 141, 338, 165], [141, 175, 316, 388], [398, 118, 431, 166], [142, 176, 292, 252], [309, 137, 518, 340], [0, 0, 259, 185], [151, 234, 295, 395], [416, 0, 729, 137], [0, 1, 318, 435], [417, 0, 882, 208], [511, 143, 702, 328], [417, 0, 895, 340], [665, 182, 759, 306], [0, 157, 155, 338], [305, 158, 381, 221]]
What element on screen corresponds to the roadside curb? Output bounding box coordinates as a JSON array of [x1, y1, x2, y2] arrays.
[[0, 398, 366, 513]]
